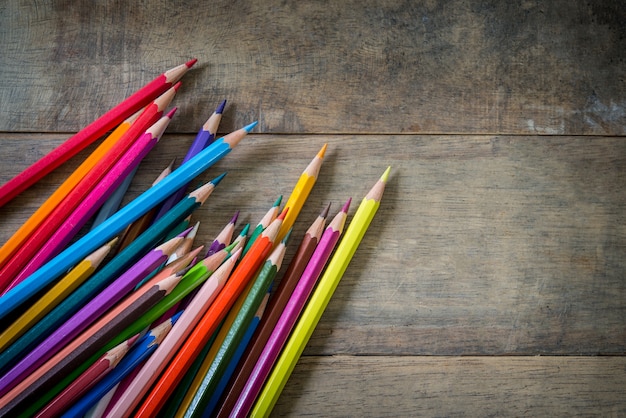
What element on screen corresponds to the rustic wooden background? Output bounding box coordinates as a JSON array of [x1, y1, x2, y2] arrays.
[[1, 0, 625, 416]]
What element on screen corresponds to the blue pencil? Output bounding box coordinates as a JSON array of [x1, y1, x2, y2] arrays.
[[61, 311, 183, 418], [0, 121, 256, 321]]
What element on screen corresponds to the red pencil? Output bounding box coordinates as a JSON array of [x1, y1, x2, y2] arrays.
[[0, 85, 179, 290], [130, 210, 287, 417], [0, 59, 196, 207]]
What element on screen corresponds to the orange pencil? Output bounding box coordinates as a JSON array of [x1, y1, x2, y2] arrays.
[[131, 210, 287, 417], [0, 85, 179, 290], [0, 59, 196, 207]]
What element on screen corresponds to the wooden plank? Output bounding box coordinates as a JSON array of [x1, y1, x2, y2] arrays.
[[0, 1, 624, 135], [272, 355, 626, 416], [1, 133, 624, 355]]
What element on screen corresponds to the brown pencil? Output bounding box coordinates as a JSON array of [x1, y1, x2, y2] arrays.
[[215, 203, 330, 417]]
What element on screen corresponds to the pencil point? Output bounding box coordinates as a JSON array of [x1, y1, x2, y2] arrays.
[[186, 58, 198, 68], [381, 166, 391, 182], [230, 210, 240, 225], [177, 225, 194, 238], [173, 81, 183, 91], [165, 107, 178, 119], [216, 99, 227, 114], [317, 143, 328, 159], [282, 228, 293, 244], [243, 121, 258, 133], [341, 197, 352, 213], [277, 207, 289, 220], [211, 172, 227, 186], [321, 202, 331, 218], [273, 195, 283, 207], [240, 223, 250, 236], [170, 310, 184, 324]]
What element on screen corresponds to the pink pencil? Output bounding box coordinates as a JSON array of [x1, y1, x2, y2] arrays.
[[0, 234, 185, 402], [11, 109, 177, 283], [105, 247, 244, 417], [230, 199, 351, 417]]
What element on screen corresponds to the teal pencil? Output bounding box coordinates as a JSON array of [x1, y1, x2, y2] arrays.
[[184, 233, 289, 417], [0, 176, 224, 375], [0, 121, 256, 321]]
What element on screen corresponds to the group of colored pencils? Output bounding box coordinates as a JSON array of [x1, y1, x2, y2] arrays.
[[0, 59, 390, 417]]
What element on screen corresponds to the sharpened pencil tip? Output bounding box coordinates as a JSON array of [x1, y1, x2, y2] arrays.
[[317, 143, 328, 159], [273, 195, 283, 207], [170, 310, 184, 323], [231, 210, 240, 225], [173, 81, 183, 91], [282, 228, 293, 244], [166, 107, 178, 119], [381, 166, 391, 182], [178, 225, 194, 238], [216, 99, 227, 114], [341, 197, 352, 213], [277, 207, 289, 220], [243, 121, 258, 132], [321, 202, 331, 218], [186, 58, 198, 68], [240, 223, 250, 236], [211, 172, 227, 186]]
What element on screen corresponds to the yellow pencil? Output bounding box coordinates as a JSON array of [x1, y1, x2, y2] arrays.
[[251, 166, 390, 417], [275, 144, 327, 243], [0, 238, 117, 350]]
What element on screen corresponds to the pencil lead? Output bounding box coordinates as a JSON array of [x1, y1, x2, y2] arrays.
[[321, 202, 332, 218], [185, 58, 198, 68], [239, 223, 250, 237], [273, 195, 283, 207], [165, 107, 178, 119], [177, 225, 194, 238], [341, 198, 352, 213], [172, 81, 183, 92], [211, 172, 227, 186], [381, 166, 392, 182], [277, 207, 289, 221], [243, 121, 258, 133], [281, 228, 293, 244], [216, 99, 227, 115], [317, 143, 328, 159]]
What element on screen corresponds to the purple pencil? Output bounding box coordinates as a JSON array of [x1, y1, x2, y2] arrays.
[[230, 198, 351, 417], [0, 232, 186, 400], [153, 99, 226, 222]]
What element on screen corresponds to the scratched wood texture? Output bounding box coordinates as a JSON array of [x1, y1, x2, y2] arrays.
[[1, 0, 625, 416]]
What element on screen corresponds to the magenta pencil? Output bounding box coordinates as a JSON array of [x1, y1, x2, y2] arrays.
[[230, 199, 351, 417], [0, 234, 185, 400], [12, 110, 177, 283]]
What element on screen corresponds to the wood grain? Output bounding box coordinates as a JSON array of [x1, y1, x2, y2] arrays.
[[0, 0, 625, 135], [272, 356, 626, 416]]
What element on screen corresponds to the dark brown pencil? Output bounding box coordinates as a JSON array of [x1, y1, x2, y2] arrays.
[[214, 203, 330, 417]]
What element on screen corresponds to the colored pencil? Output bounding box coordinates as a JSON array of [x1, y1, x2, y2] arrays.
[[0, 133, 237, 321], [0, 234, 184, 402], [0, 238, 116, 352], [0, 59, 195, 207], [129, 210, 286, 417], [0, 109, 140, 271], [251, 167, 391, 417], [61, 312, 182, 418], [104, 247, 244, 418], [168, 221, 200, 264], [85, 383, 118, 418], [12, 108, 177, 283], [242, 195, 282, 256], [203, 292, 270, 417], [275, 143, 327, 243], [154, 99, 226, 222], [206, 210, 238, 257], [33, 335, 140, 418], [215, 204, 330, 417], [231, 200, 349, 417], [90, 164, 137, 229], [0, 85, 179, 289], [114, 158, 176, 254], [0, 179, 217, 376], [19, 273, 185, 417], [180, 234, 288, 418]]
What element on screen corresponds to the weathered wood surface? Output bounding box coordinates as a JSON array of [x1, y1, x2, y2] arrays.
[[273, 356, 626, 416], [1, 0, 625, 135], [1, 0, 625, 415]]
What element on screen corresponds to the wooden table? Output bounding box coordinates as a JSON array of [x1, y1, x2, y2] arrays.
[[1, 1, 625, 416]]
